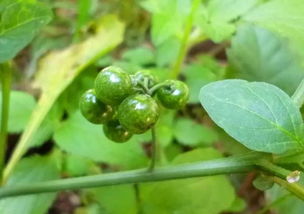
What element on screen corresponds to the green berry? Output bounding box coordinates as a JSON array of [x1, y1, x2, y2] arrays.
[[103, 120, 132, 143], [95, 66, 133, 105], [118, 94, 159, 134], [156, 80, 189, 109], [132, 70, 157, 88], [79, 89, 115, 124]]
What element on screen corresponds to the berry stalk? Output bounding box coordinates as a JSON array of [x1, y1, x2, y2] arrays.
[[0, 62, 12, 182]]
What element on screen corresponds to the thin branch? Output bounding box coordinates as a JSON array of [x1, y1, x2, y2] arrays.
[[0, 152, 262, 199], [170, 0, 201, 79], [0, 62, 12, 182]]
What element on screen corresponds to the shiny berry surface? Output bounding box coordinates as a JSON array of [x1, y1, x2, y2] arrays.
[[79, 89, 115, 124], [103, 120, 132, 143], [118, 94, 159, 134], [156, 80, 189, 109], [95, 66, 133, 105]]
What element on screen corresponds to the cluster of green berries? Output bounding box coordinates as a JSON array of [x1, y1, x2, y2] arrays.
[[79, 66, 189, 143]]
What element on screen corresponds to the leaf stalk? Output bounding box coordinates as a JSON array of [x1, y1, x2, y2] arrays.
[[0, 62, 12, 182]]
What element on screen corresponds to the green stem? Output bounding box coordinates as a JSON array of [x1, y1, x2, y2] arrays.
[[256, 159, 291, 178], [0, 62, 12, 180], [292, 78, 304, 108], [170, 0, 200, 79], [272, 177, 304, 201], [148, 82, 167, 95], [256, 160, 304, 200], [134, 183, 143, 214], [0, 152, 262, 199]]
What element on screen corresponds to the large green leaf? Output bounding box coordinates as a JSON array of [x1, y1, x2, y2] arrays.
[[0, 1, 52, 62], [244, 0, 304, 58], [228, 25, 304, 95], [200, 79, 304, 154], [0, 152, 60, 214], [54, 111, 148, 169], [0, 91, 36, 133], [139, 148, 236, 214], [87, 185, 137, 214], [4, 15, 125, 181], [173, 117, 218, 146]]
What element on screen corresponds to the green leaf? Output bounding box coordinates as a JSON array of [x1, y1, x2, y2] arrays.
[[183, 63, 218, 103], [200, 79, 304, 154], [155, 37, 180, 67], [122, 47, 155, 66], [140, 148, 236, 214], [75, 203, 104, 214], [266, 182, 304, 214], [0, 1, 53, 62], [228, 24, 304, 95], [155, 110, 175, 147], [29, 103, 63, 147], [87, 185, 137, 214], [63, 154, 98, 177], [54, 111, 148, 169], [173, 117, 218, 146], [142, 0, 191, 45], [224, 197, 246, 213], [253, 175, 274, 191], [198, 0, 259, 42], [0, 152, 60, 214], [4, 15, 125, 181], [0, 91, 36, 133], [244, 0, 304, 58]]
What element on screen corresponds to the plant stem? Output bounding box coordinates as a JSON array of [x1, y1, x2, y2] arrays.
[[292, 78, 304, 108], [0, 62, 12, 180], [170, 0, 200, 79], [148, 127, 158, 172], [0, 152, 262, 199], [256, 160, 304, 200], [134, 183, 143, 214], [272, 177, 304, 201], [256, 159, 291, 178], [147, 82, 167, 95]]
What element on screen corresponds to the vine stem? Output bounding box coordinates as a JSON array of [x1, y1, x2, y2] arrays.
[[0, 62, 12, 181], [256, 160, 304, 200], [256, 159, 291, 178], [170, 0, 200, 79], [292, 78, 304, 108], [272, 177, 304, 201], [0, 152, 263, 199]]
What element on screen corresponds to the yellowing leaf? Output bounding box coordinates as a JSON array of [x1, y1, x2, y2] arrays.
[[3, 15, 125, 182]]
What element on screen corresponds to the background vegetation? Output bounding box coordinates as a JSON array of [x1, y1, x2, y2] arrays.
[[1, 0, 304, 213]]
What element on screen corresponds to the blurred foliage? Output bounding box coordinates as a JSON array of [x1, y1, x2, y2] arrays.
[[2, 0, 304, 213]]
